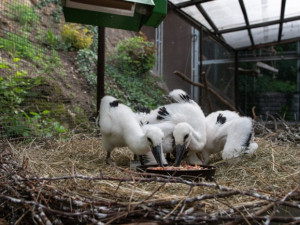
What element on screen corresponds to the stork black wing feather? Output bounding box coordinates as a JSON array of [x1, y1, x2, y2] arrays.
[[216, 113, 226, 124], [157, 106, 170, 120], [109, 100, 119, 107]]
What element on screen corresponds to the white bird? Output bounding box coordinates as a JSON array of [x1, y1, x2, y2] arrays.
[[137, 90, 207, 166], [166, 90, 258, 165], [202, 110, 258, 164], [166, 89, 197, 105], [97, 95, 165, 167]]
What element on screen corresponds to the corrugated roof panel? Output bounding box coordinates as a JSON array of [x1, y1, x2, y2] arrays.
[[281, 20, 300, 40], [251, 24, 279, 45], [201, 0, 245, 30], [285, 0, 300, 18], [222, 30, 251, 49], [244, 0, 281, 25], [182, 5, 212, 30]]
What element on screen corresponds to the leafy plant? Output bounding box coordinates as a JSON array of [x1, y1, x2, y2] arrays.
[[0, 32, 44, 63], [61, 24, 93, 49], [38, 30, 65, 50], [105, 64, 166, 110], [36, 0, 63, 23], [0, 32, 63, 74], [75, 49, 97, 86], [109, 35, 156, 76], [6, 1, 40, 30], [0, 60, 66, 138]]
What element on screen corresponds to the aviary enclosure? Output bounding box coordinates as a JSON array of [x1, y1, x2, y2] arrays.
[[1, 0, 300, 224]]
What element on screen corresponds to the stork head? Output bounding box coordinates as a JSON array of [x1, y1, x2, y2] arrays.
[[173, 122, 192, 166], [166, 89, 191, 103], [100, 96, 119, 109], [143, 125, 164, 167]]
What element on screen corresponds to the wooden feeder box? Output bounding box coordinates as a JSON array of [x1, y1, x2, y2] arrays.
[[62, 0, 167, 31]]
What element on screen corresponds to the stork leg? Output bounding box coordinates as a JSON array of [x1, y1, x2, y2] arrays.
[[105, 151, 116, 166]]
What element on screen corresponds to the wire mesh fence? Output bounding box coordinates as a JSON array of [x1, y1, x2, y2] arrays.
[[200, 31, 236, 113], [0, 0, 97, 141]]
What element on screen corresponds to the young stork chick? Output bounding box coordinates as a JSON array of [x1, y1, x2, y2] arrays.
[[166, 89, 198, 105], [165, 89, 258, 165], [140, 94, 206, 166], [97, 96, 165, 167], [202, 110, 258, 164], [138, 121, 176, 166]]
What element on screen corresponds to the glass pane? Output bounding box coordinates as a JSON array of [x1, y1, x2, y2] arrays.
[[222, 30, 251, 49], [182, 6, 212, 30], [244, 0, 281, 25], [251, 24, 279, 45], [285, 0, 300, 18], [282, 20, 300, 40], [201, 0, 245, 30]]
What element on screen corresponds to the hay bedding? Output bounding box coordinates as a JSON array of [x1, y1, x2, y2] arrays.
[[1, 124, 300, 225]]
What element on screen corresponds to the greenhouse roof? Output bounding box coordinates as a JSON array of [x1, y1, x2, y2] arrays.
[[168, 0, 300, 50]]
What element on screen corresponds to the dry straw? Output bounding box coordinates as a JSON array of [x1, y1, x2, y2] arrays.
[[1, 123, 300, 224]]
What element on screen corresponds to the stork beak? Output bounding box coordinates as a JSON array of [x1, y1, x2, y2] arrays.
[[174, 144, 186, 166], [151, 145, 164, 167]]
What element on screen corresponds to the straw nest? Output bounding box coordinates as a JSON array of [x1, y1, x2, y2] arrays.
[[1, 122, 300, 224]]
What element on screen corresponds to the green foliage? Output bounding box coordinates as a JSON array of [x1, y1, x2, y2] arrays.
[[38, 30, 65, 50], [36, 0, 63, 23], [6, 1, 40, 29], [257, 75, 296, 93], [105, 64, 165, 110], [0, 32, 43, 61], [0, 60, 66, 138], [104, 35, 165, 110], [109, 35, 156, 76], [75, 49, 97, 86], [61, 24, 93, 50], [41, 50, 64, 74], [0, 32, 63, 74]]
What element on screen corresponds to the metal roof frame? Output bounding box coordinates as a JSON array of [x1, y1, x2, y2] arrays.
[[168, 0, 300, 51]]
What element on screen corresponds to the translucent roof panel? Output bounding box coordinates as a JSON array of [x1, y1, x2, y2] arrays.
[[221, 30, 251, 49], [281, 20, 300, 40], [244, 0, 281, 25], [182, 6, 212, 30], [201, 0, 246, 31], [251, 24, 279, 46], [285, 0, 300, 18], [168, 0, 300, 50]]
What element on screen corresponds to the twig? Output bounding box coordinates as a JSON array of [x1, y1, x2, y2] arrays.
[[173, 70, 237, 111], [201, 71, 213, 113]]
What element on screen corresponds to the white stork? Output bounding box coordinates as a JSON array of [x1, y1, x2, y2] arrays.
[[203, 110, 258, 164], [137, 90, 207, 166], [97, 95, 165, 167], [165, 90, 258, 165]]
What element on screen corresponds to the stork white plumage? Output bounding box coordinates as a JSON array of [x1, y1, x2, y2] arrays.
[[97, 95, 165, 167], [138, 90, 206, 166], [166, 90, 258, 165], [202, 110, 258, 164]]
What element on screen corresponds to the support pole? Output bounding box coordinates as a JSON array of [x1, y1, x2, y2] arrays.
[[297, 41, 300, 121], [97, 27, 105, 114], [234, 51, 239, 109]]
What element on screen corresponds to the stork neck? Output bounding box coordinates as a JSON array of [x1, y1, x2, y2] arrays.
[[123, 125, 148, 155]]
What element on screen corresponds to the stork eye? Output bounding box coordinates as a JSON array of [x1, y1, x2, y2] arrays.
[[184, 134, 189, 141]]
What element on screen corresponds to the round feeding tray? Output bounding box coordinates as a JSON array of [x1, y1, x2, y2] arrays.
[[138, 165, 216, 181]]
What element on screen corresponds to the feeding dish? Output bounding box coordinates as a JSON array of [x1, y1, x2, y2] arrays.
[[137, 164, 216, 181]]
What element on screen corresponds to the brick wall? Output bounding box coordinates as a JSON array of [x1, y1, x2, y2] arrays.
[[259, 92, 299, 121]]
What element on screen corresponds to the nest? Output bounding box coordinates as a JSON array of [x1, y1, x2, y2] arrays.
[[1, 122, 300, 224]]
